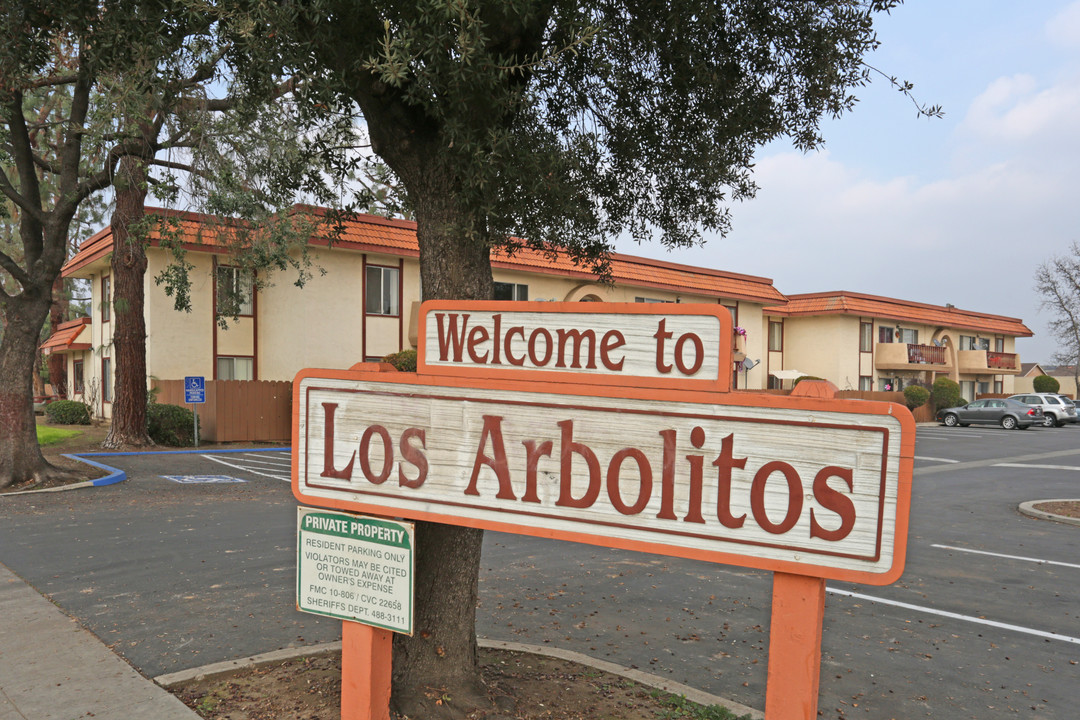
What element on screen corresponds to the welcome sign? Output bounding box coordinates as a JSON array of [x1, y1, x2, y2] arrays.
[[293, 301, 913, 585]]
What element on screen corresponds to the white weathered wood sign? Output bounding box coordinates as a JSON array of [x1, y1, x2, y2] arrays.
[[417, 301, 733, 391], [290, 300, 915, 720]]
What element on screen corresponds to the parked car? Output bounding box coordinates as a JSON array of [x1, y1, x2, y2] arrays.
[[1008, 393, 1078, 427], [936, 398, 1043, 429]]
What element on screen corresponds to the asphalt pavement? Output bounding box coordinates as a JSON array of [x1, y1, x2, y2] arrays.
[[1, 428, 1079, 719]]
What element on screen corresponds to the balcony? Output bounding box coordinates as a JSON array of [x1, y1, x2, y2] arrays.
[[958, 350, 1021, 375], [875, 343, 951, 372]]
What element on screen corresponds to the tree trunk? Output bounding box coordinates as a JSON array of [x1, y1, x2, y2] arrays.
[[0, 289, 66, 488], [48, 275, 68, 398], [103, 155, 152, 449], [384, 151, 495, 719]]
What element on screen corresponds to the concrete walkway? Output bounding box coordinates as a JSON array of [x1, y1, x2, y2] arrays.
[[0, 562, 198, 720]]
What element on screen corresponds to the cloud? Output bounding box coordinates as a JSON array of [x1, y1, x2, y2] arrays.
[[1046, 1, 1080, 48]]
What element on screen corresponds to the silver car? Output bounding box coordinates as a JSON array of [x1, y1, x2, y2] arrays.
[[1008, 393, 1078, 427]]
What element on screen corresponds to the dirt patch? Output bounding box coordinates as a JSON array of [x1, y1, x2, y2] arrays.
[[1032, 500, 1080, 519], [169, 647, 753, 720]]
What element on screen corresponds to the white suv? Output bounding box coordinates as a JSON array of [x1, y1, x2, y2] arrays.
[[1009, 393, 1078, 427]]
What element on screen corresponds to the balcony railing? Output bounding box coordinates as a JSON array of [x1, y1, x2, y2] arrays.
[[905, 344, 946, 365], [987, 351, 1017, 370]]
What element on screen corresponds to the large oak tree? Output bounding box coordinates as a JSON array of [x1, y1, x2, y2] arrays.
[[240, 1, 920, 716]]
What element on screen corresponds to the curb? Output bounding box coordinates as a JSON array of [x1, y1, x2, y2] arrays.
[[3, 447, 290, 497], [154, 637, 764, 720], [1019, 499, 1080, 527]]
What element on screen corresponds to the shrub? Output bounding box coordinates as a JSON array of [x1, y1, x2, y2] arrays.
[[382, 349, 418, 373], [792, 375, 823, 387], [1033, 374, 1061, 393], [903, 385, 930, 410], [44, 399, 91, 425], [931, 377, 964, 410], [147, 403, 197, 446]]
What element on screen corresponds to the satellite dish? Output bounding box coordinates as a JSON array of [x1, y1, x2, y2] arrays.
[[933, 340, 942, 347], [742, 358, 760, 371]]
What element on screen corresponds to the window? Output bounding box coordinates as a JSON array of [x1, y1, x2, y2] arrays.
[[73, 360, 84, 394], [634, 297, 670, 303], [768, 374, 783, 390], [102, 357, 112, 403], [768, 321, 783, 352], [724, 304, 738, 326], [494, 282, 528, 301], [960, 381, 975, 401], [878, 326, 894, 344], [994, 380, 1003, 394], [101, 275, 111, 323], [977, 381, 990, 396], [216, 266, 254, 316], [859, 376, 873, 391], [217, 356, 254, 380], [879, 377, 897, 391], [959, 335, 989, 351], [860, 322, 873, 352], [898, 328, 918, 345], [365, 265, 400, 316], [995, 337, 1004, 352]]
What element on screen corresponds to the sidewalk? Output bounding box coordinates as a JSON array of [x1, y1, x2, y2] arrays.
[[0, 562, 198, 720]]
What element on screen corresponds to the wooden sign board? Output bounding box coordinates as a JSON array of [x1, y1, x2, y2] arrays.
[[293, 369, 911, 585], [417, 301, 734, 392], [291, 301, 915, 720]]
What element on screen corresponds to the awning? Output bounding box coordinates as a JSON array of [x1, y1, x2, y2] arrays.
[[768, 369, 807, 381], [39, 317, 91, 355]]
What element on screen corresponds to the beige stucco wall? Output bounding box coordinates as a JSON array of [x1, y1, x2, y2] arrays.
[[775, 315, 859, 388], [217, 317, 255, 357], [257, 248, 367, 378], [145, 250, 217, 382]]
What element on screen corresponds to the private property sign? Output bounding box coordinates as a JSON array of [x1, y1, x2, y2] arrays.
[[291, 300, 914, 720]]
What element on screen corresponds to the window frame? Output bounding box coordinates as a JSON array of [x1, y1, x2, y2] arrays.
[[216, 355, 255, 381], [768, 320, 783, 352], [216, 265, 254, 317], [365, 264, 401, 317], [859, 322, 873, 353], [73, 359, 84, 394], [494, 282, 529, 301], [898, 327, 918, 345], [102, 356, 112, 404], [101, 274, 111, 323]]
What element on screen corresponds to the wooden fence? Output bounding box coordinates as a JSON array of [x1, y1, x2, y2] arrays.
[[153, 379, 292, 443]]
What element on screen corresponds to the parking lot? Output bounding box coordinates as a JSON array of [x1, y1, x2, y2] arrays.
[[1, 424, 1078, 717]]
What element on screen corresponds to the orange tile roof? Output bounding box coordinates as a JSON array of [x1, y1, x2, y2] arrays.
[[63, 206, 786, 304], [764, 292, 1032, 337], [40, 317, 91, 354]]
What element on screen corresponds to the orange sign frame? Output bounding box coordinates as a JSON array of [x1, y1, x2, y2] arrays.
[[291, 301, 915, 720]]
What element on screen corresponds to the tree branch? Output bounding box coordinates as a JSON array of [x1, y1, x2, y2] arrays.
[[0, 246, 31, 289]]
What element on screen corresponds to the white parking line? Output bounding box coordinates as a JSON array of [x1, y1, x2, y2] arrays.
[[914, 456, 959, 464], [993, 463, 1080, 472], [202, 455, 291, 481], [918, 434, 987, 440], [931, 544, 1080, 570], [234, 456, 292, 467], [827, 588, 1080, 645]]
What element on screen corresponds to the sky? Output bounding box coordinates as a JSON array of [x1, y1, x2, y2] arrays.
[[613, 1, 1080, 365]]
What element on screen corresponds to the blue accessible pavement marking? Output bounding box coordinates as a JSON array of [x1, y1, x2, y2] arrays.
[[161, 475, 247, 484], [61, 447, 292, 489]]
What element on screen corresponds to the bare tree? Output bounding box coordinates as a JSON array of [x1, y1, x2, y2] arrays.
[[1035, 241, 1080, 394]]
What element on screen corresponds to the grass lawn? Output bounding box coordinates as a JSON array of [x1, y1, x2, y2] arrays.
[[36, 425, 84, 446]]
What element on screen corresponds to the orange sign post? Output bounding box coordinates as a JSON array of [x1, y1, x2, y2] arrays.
[[292, 301, 914, 720]]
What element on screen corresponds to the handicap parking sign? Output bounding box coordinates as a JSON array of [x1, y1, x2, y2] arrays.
[[185, 376, 205, 404]]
